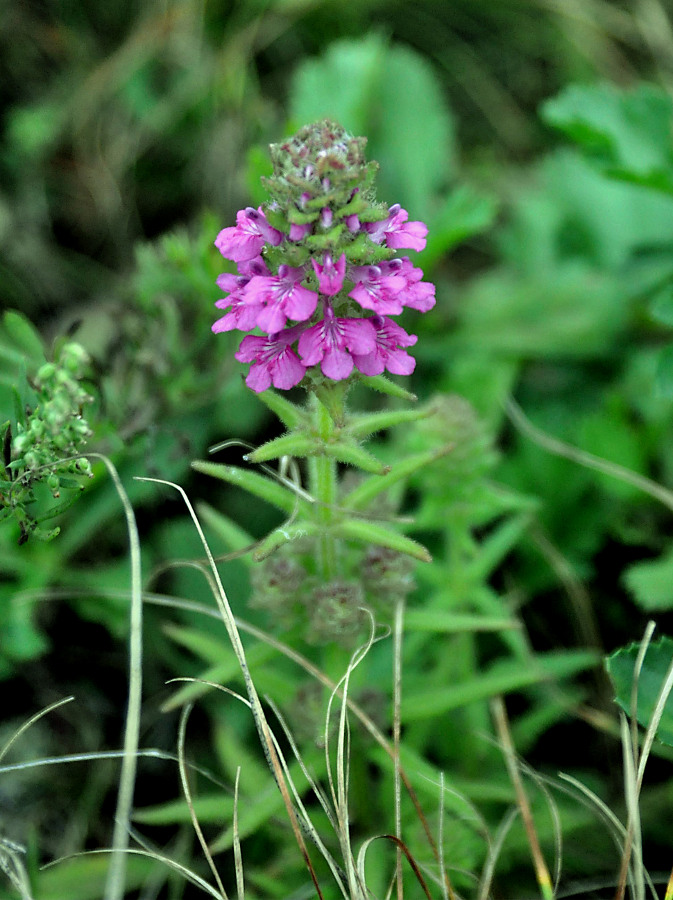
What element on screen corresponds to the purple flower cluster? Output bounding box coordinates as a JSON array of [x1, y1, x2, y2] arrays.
[[213, 201, 435, 393]]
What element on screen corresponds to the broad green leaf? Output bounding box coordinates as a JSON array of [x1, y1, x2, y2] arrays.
[[650, 284, 673, 327], [622, 550, 673, 612], [456, 261, 627, 357], [1, 310, 45, 366], [401, 650, 598, 720], [541, 82, 673, 194], [191, 460, 299, 515], [421, 185, 498, 270], [289, 34, 385, 138], [655, 343, 673, 398], [289, 35, 455, 213], [374, 42, 456, 211], [606, 637, 673, 745]]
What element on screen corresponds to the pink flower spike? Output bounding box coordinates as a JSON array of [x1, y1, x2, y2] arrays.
[[245, 266, 319, 334], [365, 204, 428, 252], [352, 315, 417, 377], [214, 207, 283, 263], [312, 253, 346, 296], [298, 307, 376, 381], [235, 326, 306, 393]]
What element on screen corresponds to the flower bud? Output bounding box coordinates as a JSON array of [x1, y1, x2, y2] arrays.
[[306, 579, 366, 645]]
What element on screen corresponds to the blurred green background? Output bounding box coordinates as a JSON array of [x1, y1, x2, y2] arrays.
[[3, 1, 673, 898]]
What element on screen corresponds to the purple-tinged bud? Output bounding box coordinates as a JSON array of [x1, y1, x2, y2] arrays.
[[345, 214, 360, 232], [320, 207, 333, 228], [290, 222, 311, 241]]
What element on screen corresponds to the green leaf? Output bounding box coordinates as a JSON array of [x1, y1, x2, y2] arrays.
[[421, 185, 498, 270], [191, 460, 299, 515], [161, 642, 277, 711], [289, 35, 455, 212], [2, 310, 46, 363], [650, 283, 673, 327], [244, 434, 318, 464], [541, 82, 673, 194], [374, 42, 456, 211], [404, 609, 519, 633], [209, 757, 311, 853], [346, 404, 434, 439], [655, 343, 673, 398], [335, 518, 431, 562], [622, 550, 673, 612], [357, 374, 417, 401], [163, 623, 233, 666], [197, 501, 255, 561], [134, 792, 234, 825], [252, 520, 318, 561], [322, 440, 388, 474], [254, 389, 307, 430], [402, 650, 598, 720], [343, 445, 454, 511], [26, 855, 153, 900], [606, 637, 673, 746], [464, 513, 532, 581]]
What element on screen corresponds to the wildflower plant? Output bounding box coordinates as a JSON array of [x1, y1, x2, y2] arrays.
[[1, 329, 94, 544], [196, 120, 451, 640]]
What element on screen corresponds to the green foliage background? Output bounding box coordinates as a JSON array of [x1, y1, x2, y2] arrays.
[[2, 1, 673, 898]]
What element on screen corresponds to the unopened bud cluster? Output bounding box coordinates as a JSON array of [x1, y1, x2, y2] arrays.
[[250, 539, 416, 645]]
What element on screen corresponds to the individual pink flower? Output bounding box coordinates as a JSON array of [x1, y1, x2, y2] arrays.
[[364, 204, 428, 252], [235, 325, 306, 392], [212, 258, 271, 332], [298, 306, 377, 381], [352, 315, 417, 377], [215, 207, 283, 263], [213, 288, 263, 333], [348, 264, 407, 315], [382, 257, 436, 312], [245, 265, 319, 334], [312, 253, 346, 296]]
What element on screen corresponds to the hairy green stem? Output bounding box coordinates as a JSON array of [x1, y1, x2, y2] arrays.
[[310, 393, 340, 581]]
